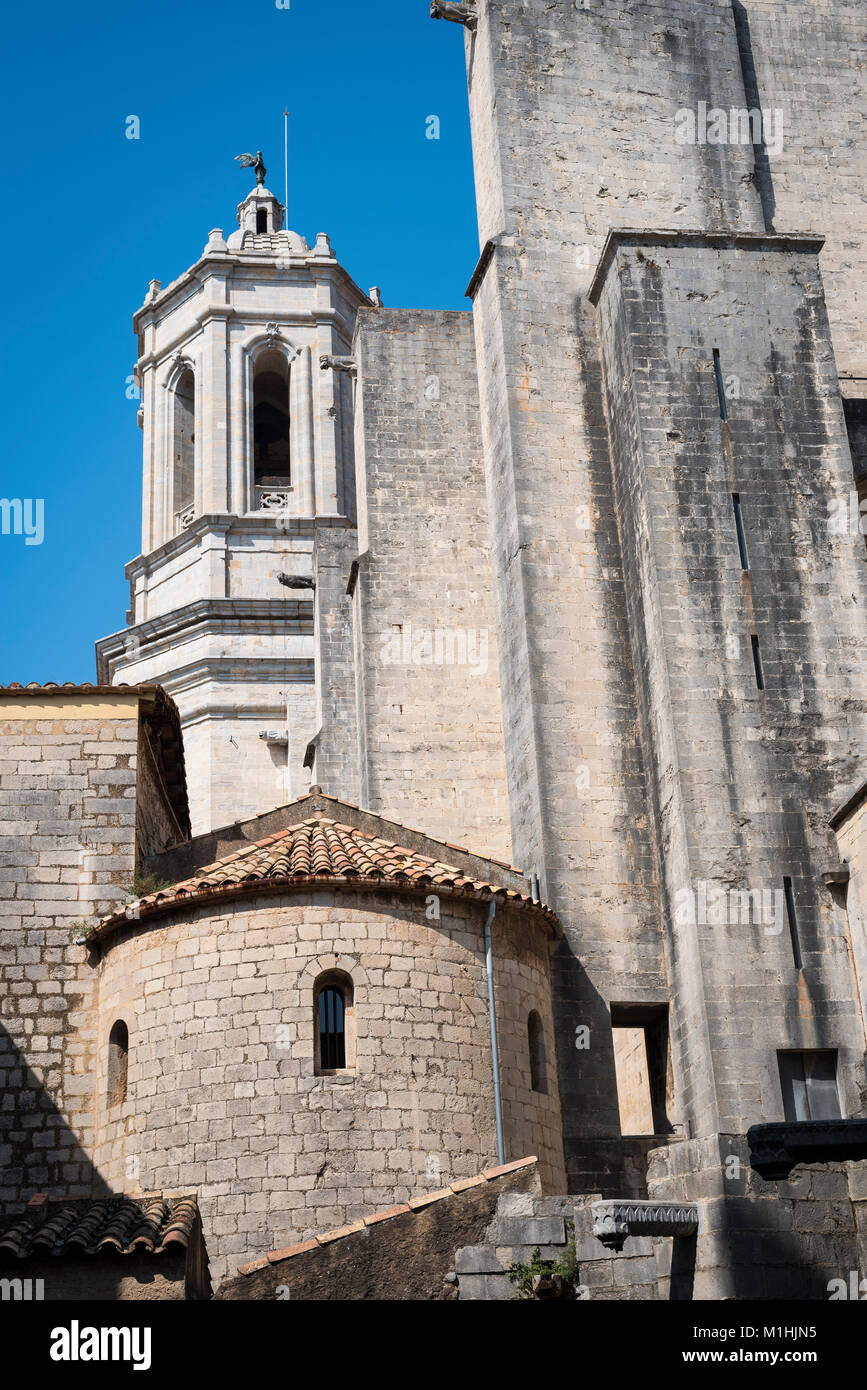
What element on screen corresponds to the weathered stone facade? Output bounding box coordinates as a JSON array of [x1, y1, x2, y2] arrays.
[[0, 686, 187, 1204], [3, 0, 867, 1301]]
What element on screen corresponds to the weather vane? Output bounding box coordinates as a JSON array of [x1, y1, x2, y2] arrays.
[[235, 150, 267, 187]]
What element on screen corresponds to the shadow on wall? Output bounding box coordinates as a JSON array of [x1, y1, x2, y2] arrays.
[[0, 1024, 208, 1300], [0, 1022, 112, 1209]]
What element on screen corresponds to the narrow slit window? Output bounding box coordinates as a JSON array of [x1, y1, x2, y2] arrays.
[[527, 1011, 548, 1094], [751, 633, 764, 690], [313, 970, 355, 1074], [319, 987, 345, 1069], [783, 876, 803, 970], [256, 208, 268, 233], [713, 348, 729, 421], [732, 493, 749, 570], [107, 1020, 129, 1107]]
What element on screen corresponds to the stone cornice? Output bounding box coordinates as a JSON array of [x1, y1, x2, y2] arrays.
[[747, 1119, 867, 1179], [587, 228, 826, 306], [95, 598, 313, 682], [121, 512, 317, 578], [134, 253, 371, 336], [591, 1199, 699, 1251]]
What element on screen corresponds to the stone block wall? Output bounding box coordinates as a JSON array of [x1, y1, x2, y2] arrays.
[[832, 784, 867, 1077], [592, 233, 867, 1138], [448, 0, 867, 1195], [455, 1189, 661, 1300], [311, 520, 361, 803], [0, 689, 183, 1206], [350, 307, 513, 863], [647, 1134, 867, 1299]]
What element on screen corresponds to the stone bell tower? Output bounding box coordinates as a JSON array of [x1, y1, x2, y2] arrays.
[[97, 168, 372, 834]]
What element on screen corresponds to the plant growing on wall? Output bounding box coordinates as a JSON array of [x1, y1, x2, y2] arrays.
[[508, 1231, 581, 1300]]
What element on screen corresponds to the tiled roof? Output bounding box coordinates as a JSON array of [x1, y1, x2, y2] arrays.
[[0, 682, 146, 693], [0, 1195, 198, 1259], [236, 1157, 539, 1275], [88, 816, 560, 940]]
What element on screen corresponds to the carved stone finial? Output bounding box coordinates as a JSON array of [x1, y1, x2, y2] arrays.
[[319, 354, 357, 379], [430, 1, 477, 30]]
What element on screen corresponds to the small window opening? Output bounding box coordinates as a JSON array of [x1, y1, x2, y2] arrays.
[[527, 1011, 548, 1094], [319, 987, 345, 1068], [107, 1020, 129, 1107], [256, 208, 268, 234], [842, 397, 867, 482], [732, 493, 749, 570], [783, 876, 803, 970], [778, 1050, 841, 1122], [751, 633, 764, 690], [611, 1004, 672, 1136], [313, 970, 355, 1074], [712, 348, 729, 421]]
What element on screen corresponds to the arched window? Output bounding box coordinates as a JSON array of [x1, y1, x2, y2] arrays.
[[172, 368, 195, 521], [528, 1011, 547, 1094], [253, 351, 291, 490], [107, 1020, 129, 1107], [313, 970, 355, 1075]]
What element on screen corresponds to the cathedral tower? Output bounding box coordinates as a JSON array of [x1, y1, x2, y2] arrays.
[[97, 175, 371, 833]]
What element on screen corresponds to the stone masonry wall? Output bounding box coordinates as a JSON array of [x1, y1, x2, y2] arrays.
[[91, 888, 565, 1284], [351, 307, 513, 863], [463, 0, 693, 1189], [647, 1133, 867, 1299], [311, 520, 361, 802], [0, 698, 142, 1206], [832, 788, 867, 1085], [593, 235, 867, 1139], [455, 1143, 867, 1300], [455, 0, 867, 1192]]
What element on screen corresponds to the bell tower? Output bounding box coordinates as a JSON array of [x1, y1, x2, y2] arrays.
[[97, 166, 372, 834]]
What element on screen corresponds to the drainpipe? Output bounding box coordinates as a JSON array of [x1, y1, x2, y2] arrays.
[[484, 898, 506, 1165]]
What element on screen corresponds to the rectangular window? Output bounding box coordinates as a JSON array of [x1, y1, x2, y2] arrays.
[[778, 1050, 841, 1122], [751, 633, 764, 690], [783, 876, 803, 970], [713, 348, 728, 421], [732, 493, 749, 570]]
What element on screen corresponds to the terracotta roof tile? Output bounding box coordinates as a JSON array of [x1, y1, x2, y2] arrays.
[[0, 682, 154, 695], [88, 817, 560, 940], [0, 1195, 198, 1259]]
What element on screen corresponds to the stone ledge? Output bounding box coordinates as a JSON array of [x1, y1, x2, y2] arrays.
[[591, 1199, 699, 1252], [747, 1119, 867, 1180], [587, 227, 826, 305]]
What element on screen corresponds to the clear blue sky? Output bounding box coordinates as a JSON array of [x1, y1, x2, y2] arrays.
[[0, 0, 477, 684]]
